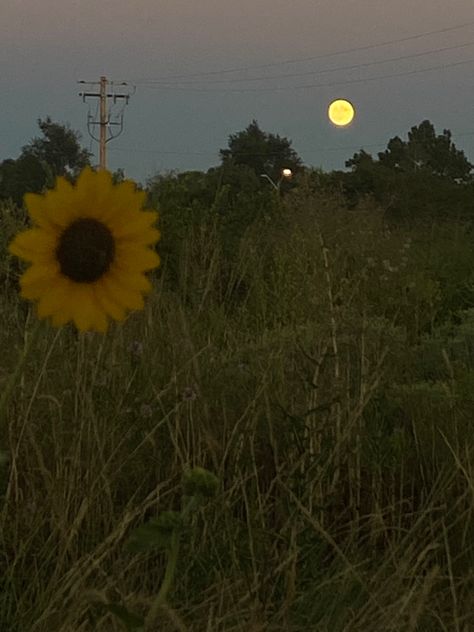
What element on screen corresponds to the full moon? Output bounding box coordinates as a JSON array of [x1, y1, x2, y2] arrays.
[[328, 99, 355, 127]]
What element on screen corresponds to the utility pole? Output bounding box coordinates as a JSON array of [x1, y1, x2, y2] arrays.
[[99, 76, 107, 170], [78, 76, 134, 170]]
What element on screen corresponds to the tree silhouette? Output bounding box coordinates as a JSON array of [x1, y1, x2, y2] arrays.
[[220, 120, 302, 183], [21, 116, 92, 179], [342, 121, 474, 223], [0, 155, 52, 207], [1, 117, 92, 207], [377, 120, 472, 181]]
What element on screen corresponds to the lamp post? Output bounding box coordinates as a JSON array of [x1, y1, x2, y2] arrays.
[[260, 167, 293, 191]]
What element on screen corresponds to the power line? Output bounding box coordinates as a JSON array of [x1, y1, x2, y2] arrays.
[[125, 17, 474, 83], [109, 147, 218, 156], [108, 129, 474, 160], [288, 56, 474, 92], [135, 56, 474, 93], [108, 142, 392, 158], [134, 41, 474, 86]]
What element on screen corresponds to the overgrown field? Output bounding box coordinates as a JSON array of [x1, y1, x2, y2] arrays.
[[0, 190, 473, 631]]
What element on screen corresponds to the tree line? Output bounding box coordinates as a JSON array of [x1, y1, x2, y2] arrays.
[[2, 116, 474, 227]]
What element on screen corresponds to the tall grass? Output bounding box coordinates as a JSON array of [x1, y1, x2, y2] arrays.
[[0, 192, 473, 631]]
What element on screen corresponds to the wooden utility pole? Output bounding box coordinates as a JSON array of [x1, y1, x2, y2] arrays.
[[78, 76, 132, 170], [99, 76, 107, 169]]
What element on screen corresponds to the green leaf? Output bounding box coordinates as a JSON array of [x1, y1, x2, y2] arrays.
[[125, 511, 183, 553], [103, 603, 145, 631]]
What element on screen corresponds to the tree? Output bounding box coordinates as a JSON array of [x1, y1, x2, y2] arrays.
[[346, 120, 472, 183], [147, 170, 221, 288], [0, 117, 92, 208], [219, 120, 302, 184], [21, 116, 92, 179], [341, 120, 474, 224], [0, 155, 52, 207], [377, 120, 472, 182]]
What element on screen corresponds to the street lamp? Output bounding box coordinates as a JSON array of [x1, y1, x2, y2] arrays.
[[260, 167, 293, 190]]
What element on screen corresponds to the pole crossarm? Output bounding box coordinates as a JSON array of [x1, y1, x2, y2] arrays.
[[78, 76, 134, 170]]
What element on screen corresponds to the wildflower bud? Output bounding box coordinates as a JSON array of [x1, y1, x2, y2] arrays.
[[182, 467, 219, 498]]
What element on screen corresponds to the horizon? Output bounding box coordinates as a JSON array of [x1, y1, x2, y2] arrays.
[[2, 1, 474, 183]]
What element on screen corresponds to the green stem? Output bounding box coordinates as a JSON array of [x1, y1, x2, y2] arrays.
[[145, 496, 198, 630], [0, 319, 43, 435], [145, 529, 180, 628]]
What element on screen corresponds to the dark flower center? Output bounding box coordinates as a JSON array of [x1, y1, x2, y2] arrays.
[[56, 218, 115, 283]]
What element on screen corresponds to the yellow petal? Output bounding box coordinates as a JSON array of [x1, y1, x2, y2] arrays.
[[93, 279, 126, 321], [72, 168, 115, 221], [114, 246, 160, 272], [101, 273, 145, 311], [91, 311, 108, 333], [42, 178, 83, 226], [108, 270, 152, 294], [85, 179, 147, 228], [77, 168, 112, 200], [24, 193, 59, 230], [53, 176, 74, 196], [36, 278, 74, 318], [108, 210, 158, 238], [114, 180, 147, 212], [67, 284, 108, 332], [20, 263, 60, 299], [9, 229, 58, 263], [50, 310, 71, 328], [75, 166, 109, 193], [117, 227, 161, 246], [95, 191, 147, 227]]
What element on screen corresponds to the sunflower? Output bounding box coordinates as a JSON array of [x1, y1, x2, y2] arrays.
[[8, 167, 160, 333]]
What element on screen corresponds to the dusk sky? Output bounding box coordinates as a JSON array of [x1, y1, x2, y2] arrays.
[[2, 0, 474, 183]]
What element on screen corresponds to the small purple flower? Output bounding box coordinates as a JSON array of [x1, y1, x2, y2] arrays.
[[182, 386, 197, 402], [128, 340, 144, 358], [140, 403, 153, 418]]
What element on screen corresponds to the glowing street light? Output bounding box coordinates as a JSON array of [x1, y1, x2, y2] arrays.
[[260, 167, 293, 190]]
